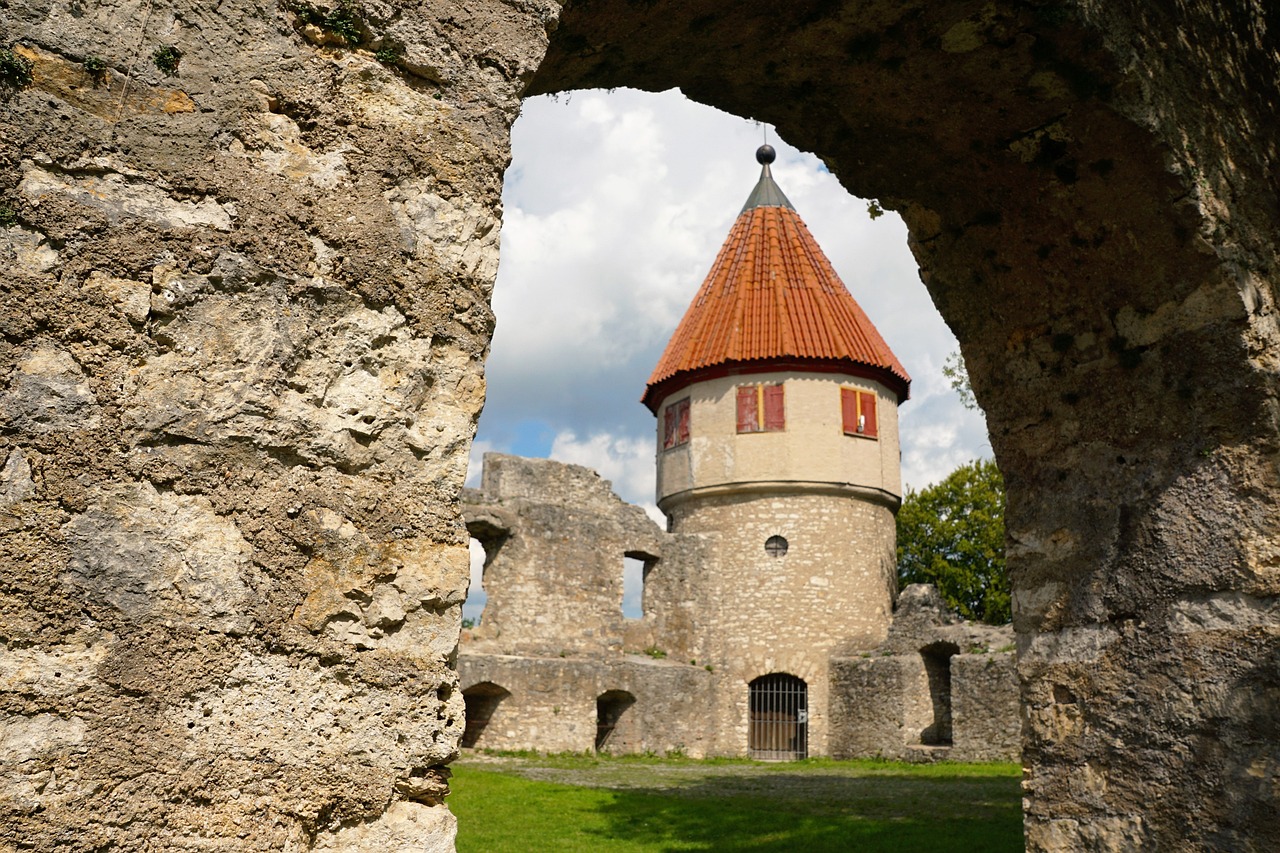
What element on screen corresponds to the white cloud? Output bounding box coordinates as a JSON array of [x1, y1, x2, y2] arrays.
[[549, 429, 656, 509], [464, 438, 496, 488], [463, 538, 487, 623]]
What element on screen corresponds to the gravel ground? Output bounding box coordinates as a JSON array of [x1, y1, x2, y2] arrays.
[[455, 752, 1020, 812]]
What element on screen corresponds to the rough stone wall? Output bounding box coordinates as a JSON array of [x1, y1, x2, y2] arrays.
[[461, 454, 666, 657], [829, 584, 1018, 763], [462, 452, 902, 760], [0, 0, 556, 848], [951, 654, 1021, 763], [459, 457, 1017, 765], [458, 654, 714, 756], [668, 491, 897, 756], [458, 454, 718, 756]]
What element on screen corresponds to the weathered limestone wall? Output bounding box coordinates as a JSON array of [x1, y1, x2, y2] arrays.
[[459, 455, 1001, 763], [951, 654, 1021, 763], [458, 454, 719, 757], [458, 654, 714, 756], [0, 0, 555, 848], [4, 0, 1277, 848], [829, 584, 1019, 763], [669, 491, 897, 756], [461, 454, 666, 657]]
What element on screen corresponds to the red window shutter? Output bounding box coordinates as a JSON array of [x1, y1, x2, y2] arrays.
[[763, 384, 785, 431], [841, 388, 858, 435], [737, 385, 760, 433], [664, 399, 690, 448], [860, 391, 879, 438]]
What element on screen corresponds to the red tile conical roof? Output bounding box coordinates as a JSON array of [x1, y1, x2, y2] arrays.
[[642, 149, 911, 412]]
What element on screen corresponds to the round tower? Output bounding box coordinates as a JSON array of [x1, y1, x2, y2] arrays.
[[642, 145, 910, 757]]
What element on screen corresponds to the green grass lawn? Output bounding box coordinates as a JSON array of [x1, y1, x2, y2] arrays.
[[450, 753, 1023, 852]]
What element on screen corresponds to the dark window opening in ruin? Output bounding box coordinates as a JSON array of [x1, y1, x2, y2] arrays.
[[595, 689, 637, 751], [462, 537, 488, 627], [764, 535, 789, 558], [920, 641, 960, 746], [461, 682, 511, 749], [841, 387, 879, 439], [749, 673, 808, 760], [622, 551, 656, 619], [663, 397, 691, 449], [737, 383, 785, 433]]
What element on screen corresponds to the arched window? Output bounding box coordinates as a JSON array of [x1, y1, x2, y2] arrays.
[[461, 682, 511, 749], [748, 673, 808, 760]]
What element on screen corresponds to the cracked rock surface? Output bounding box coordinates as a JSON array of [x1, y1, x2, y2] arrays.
[[0, 0, 555, 848]]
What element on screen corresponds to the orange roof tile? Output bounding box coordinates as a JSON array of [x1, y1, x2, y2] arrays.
[[642, 155, 911, 412]]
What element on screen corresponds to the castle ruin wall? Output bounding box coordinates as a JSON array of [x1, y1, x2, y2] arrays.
[[460, 457, 1019, 765], [458, 654, 714, 756], [461, 454, 668, 658]]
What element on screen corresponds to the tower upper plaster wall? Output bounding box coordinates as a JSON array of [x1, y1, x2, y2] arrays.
[[655, 370, 901, 512]]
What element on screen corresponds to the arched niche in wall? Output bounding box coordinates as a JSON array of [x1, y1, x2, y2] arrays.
[[919, 641, 961, 747], [595, 689, 638, 752], [461, 682, 512, 750]]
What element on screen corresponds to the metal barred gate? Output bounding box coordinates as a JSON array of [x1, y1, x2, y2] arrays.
[[748, 673, 808, 760]]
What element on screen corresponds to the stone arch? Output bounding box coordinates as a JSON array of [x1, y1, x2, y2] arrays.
[[527, 2, 1279, 849], [2, 1, 1275, 850], [748, 672, 809, 761]]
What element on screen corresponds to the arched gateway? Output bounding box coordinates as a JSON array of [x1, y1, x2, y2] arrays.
[[748, 674, 809, 761], [0, 1, 1274, 850]]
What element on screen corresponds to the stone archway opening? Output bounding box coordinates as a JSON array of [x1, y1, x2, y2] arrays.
[[3, 0, 1274, 849], [525, 3, 1280, 849], [748, 673, 809, 761], [461, 682, 512, 750], [595, 689, 638, 752], [481, 87, 982, 502]]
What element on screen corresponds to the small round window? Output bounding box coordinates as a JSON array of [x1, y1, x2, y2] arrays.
[[764, 535, 789, 558]]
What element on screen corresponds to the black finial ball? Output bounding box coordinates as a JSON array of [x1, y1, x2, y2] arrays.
[[756, 144, 777, 165]]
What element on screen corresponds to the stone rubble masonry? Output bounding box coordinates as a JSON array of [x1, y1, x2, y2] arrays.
[[461, 453, 666, 658], [829, 584, 1019, 763], [529, 3, 1279, 848], [652, 366, 905, 757], [457, 654, 714, 757], [459, 454, 1017, 763]]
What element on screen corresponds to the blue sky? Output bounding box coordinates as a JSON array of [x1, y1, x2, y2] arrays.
[[463, 89, 991, 621]]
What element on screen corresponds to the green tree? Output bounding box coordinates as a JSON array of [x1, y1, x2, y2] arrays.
[[896, 458, 1008, 624], [942, 350, 977, 411]]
